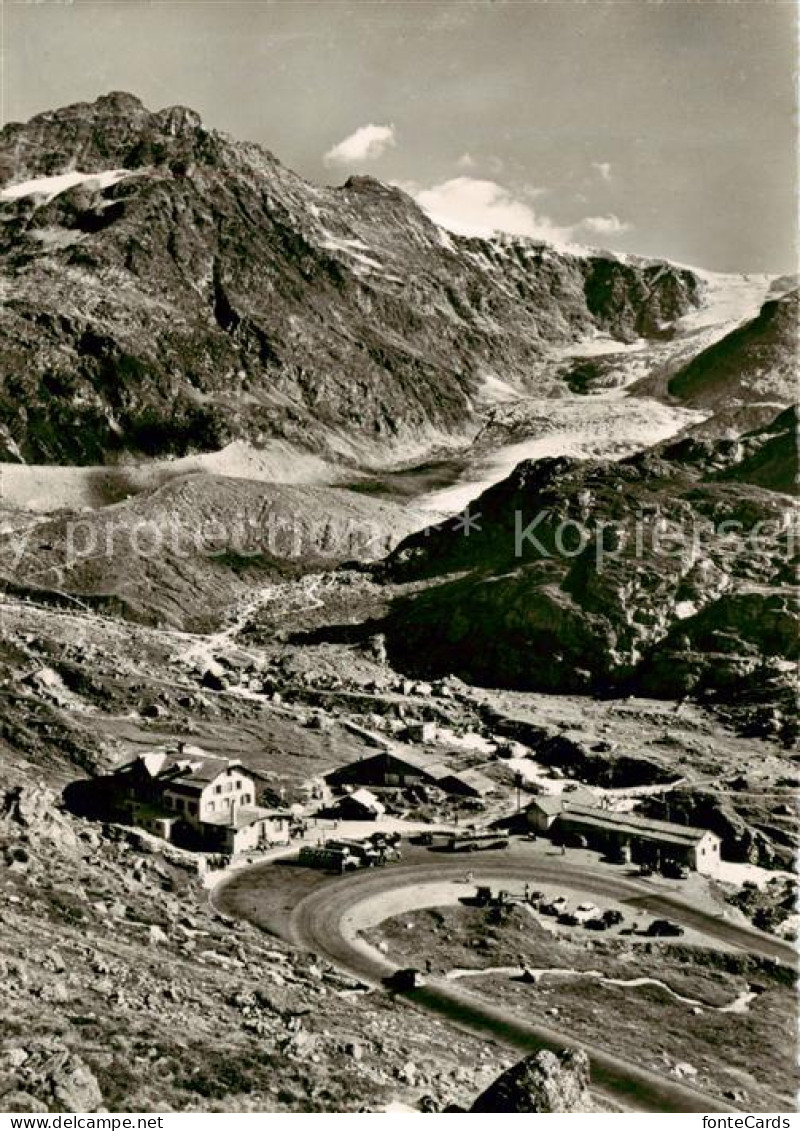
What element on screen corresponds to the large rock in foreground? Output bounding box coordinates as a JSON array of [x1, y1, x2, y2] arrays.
[[470, 1048, 591, 1113]]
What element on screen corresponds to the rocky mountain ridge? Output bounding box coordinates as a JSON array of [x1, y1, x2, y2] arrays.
[[668, 289, 798, 410], [0, 92, 702, 466], [380, 408, 797, 715]]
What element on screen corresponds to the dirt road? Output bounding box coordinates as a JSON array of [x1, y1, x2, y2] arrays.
[[216, 848, 795, 1112]]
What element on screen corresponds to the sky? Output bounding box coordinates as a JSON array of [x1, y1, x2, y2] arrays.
[[3, 0, 797, 274]]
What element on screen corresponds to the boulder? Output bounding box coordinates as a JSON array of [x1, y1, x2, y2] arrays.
[[0, 787, 79, 852], [470, 1048, 591, 1113], [0, 1044, 104, 1113]]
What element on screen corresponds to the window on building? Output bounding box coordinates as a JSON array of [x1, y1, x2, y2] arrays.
[[214, 784, 222, 794], [242, 794, 251, 805], [188, 802, 197, 815], [236, 780, 242, 790], [207, 801, 214, 812], [224, 782, 233, 793]]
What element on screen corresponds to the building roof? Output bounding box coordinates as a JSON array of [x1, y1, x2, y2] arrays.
[[120, 748, 249, 793], [341, 788, 386, 815], [528, 794, 568, 817], [556, 804, 718, 847], [326, 748, 498, 796], [440, 768, 496, 794], [201, 805, 290, 830], [325, 748, 454, 784], [383, 748, 454, 780], [528, 788, 597, 817]]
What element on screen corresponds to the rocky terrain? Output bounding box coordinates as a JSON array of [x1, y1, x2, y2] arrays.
[[366, 902, 797, 1110], [0, 93, 703, 468], [0, 474, 433, 630], [379, 409, 797, 713], [668, 290, 798, 412], [0, 783, 518, 1113], [0, 91, 796, 1114], [0, 543, 797, 1112]]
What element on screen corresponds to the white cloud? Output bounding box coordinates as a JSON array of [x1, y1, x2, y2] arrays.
[[324, 123, 396, 167], [406, 177, 632, 250], [412, 177, 570, 243], [592, 161, 613, 183], [580, 214, 632, 235]]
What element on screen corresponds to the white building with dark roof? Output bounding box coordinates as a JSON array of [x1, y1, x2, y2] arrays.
[[105, 746, 290, 855], [554, 803, 722, 875]]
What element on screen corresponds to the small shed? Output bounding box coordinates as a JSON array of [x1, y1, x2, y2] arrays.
[[331, 788, 386, 821]]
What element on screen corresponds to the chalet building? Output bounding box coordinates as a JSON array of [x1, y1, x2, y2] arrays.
[[553, 803, 722, 876], [325, 749, 495, 798], [104, 746, 290, 855]]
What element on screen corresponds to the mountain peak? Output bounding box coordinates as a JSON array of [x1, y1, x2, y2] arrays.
[[93, 91, 148, 116], [0, 91, 209, 184], [342, 174, 395, 194]]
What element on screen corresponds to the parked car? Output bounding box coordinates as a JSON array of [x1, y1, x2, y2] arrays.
[[474, 886, 494, 906], [540, 897, 567, 917], [369, 831, 401, 847], [647, 919, 684, 938], [638, 863, 654, 877], [383, 967, 425, 991], [574, 902, 600, 923], [602, 909, 624, 926], [661, 860, 689, 880], [558, 911, 579, 926], [585, 917, 609, 931]]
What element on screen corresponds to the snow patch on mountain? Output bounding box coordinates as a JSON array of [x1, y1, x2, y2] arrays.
[[319, 233, 386, 272], [0, 169, 137, 203]]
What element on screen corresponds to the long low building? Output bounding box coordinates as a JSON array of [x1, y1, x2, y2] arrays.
[[553, 803, 722, 876], [325, 749, 496, 798]]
